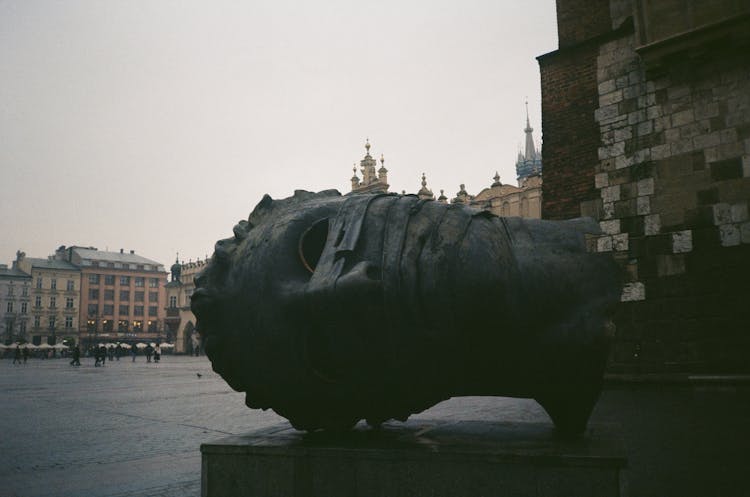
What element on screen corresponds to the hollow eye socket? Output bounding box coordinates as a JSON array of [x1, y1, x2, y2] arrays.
[[298, 218, 329, 274]]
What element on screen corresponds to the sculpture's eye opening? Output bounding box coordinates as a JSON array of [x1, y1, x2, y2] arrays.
[[299, 218, 329, 274]]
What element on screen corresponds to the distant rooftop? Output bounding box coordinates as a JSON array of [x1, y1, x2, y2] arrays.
[[71, 247, 164, 269], [25, 257, 78, 271], [0, 266, 32, 279]]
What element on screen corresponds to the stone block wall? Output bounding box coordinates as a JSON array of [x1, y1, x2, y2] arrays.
[[540, 0, 750, 373]]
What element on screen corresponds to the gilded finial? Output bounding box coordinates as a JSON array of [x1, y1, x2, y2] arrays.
[[492, 171, 502, 187]]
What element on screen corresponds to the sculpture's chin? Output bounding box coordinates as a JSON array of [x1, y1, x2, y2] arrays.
[[204, 334, 246, 392]]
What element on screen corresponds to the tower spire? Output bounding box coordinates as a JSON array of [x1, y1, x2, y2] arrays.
[[524, 99, 535, 161]]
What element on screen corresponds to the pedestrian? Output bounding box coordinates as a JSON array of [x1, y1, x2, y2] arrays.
[[69, 345, 81, 366], [100, 345, 107, 366], [22, 346, 29, 364], [153, 344, 161, 363], [115, 343, 122, 361], [131, 345, 137, 362], [12, 346, 22, 365], [144, 343, 153, 363], [108, 345, 115, 362]]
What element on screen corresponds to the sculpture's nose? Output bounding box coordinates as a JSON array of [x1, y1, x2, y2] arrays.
[[335, 261, 381, 294]]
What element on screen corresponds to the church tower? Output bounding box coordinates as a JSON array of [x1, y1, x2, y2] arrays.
[[515, 101, 543, 183], [350, 140, 390, 194]]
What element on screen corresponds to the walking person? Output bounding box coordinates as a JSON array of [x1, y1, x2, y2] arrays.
[[144, 343, 153, 363], [115, 343, 122, 361], [22, 346, 29, 364], [153, 344, 161, 363], [131, 344, 137, 362], [12, 346, 22, 365], [69, 345, 81, 366]]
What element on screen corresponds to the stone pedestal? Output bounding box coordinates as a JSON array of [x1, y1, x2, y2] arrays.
[[201, 420, 627, 497]]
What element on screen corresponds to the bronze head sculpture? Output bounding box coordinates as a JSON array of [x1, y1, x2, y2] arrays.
[[192, 190, 621, 436]]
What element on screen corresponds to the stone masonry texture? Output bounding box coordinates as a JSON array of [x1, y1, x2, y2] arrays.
[[539, 0, 750, 374]]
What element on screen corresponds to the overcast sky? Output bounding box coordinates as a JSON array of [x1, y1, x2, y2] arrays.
[[1, 0, 558, 268]]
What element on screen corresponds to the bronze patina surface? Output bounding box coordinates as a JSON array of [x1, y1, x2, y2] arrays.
[[191, 190, 621, 436]]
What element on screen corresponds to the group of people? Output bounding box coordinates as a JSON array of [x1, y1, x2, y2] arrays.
[[7, 342, 169, 366], [11, 345, 29, 364], [89, 343, 162, 366]]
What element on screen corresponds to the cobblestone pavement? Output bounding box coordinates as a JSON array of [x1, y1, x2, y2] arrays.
[[1, 356, 748, 496]]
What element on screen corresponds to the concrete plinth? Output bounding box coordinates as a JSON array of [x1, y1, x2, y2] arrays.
[[201, 420, 627, 497]]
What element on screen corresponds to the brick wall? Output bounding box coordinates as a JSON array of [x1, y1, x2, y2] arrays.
[[556, 0, 612, 48], [592, 32, 750, 373], [540, 0, 750, 374], [538, 46, 602, 220]]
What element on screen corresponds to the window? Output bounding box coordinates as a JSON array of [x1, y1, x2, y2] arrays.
[[35, 296, 42, 308], [67, 280, 75, 291], [21, 302, 27, 314], [502, 202, 510, 216], [148, 320, 158, 332], [135, 291, 144, 302], [6, 302, 12, 313], [120, 290, 130, 301], [120, 276, 130, 286], [169, 296, 177, 308], [65, 316, 73, 329], [48, 316, 56, 329], [87, 319, 96, 332], [135, 277, 145, 287], [149, 278, 159, 288], [89, 274, 100, 284], [34, 316, 40, 328], [19, 321, 26, 334], [104, 289, 114, 300], [89, 289, 99, 300], [133, 320, 143, 332], [22, 286, 28, 297], [103, 304, 114, 315], [88, 304, 98, 316], [148, 292, 158, 302], [134, 306, 144, 316], [50, 279, 57, 290], [36, 278, 42, 289], [118, 320, 129, 332], [104, 275, 115, 285], [148, 306, 157, 317], [103, 319, 113, 332], [66, 297, 74, 309], [119, 305, 129, 315], [49, 296, 56, 308], [107, 263, 114, 268], [7, 285, 13, 296]]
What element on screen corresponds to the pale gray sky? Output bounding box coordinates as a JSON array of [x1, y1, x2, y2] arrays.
[[1, 0, 558, 268]]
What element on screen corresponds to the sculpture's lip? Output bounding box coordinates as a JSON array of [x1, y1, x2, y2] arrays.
[[190, 288, 213, 311]]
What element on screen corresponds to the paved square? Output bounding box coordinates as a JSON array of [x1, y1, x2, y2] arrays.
[[2, 354, 749, 496]]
